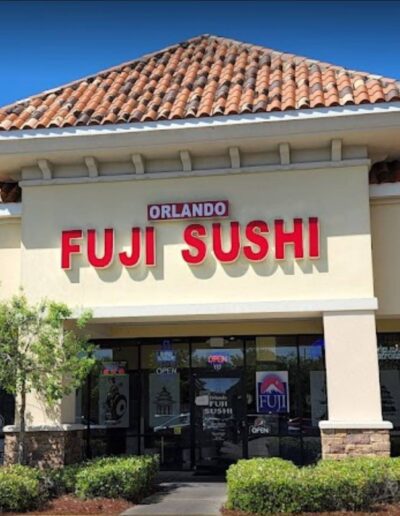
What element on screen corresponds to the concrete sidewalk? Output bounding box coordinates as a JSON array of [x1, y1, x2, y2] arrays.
[[121, 477, 227, 516]]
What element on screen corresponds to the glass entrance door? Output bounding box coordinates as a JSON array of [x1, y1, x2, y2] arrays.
[[194, 375, 244, 472], [140, 339, 191, 470]]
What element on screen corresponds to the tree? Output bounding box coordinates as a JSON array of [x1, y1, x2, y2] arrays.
[[0, 293, 96, 464]]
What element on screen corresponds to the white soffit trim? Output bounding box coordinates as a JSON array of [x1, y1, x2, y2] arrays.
[[370, 183, 400, 200], [319, 420, 393, 430], [1, 102, 400, 144], [0, 203, 22, 219], [77, 298, 378, 322]]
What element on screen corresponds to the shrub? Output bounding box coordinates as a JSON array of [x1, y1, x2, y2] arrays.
[[226, 458, 303, 513], [314, 456, 400, 506], [226, 456, 400, 514], [41, 462, 83, 497], [0, 465, 42, 512], [75, 455, 159, 501]]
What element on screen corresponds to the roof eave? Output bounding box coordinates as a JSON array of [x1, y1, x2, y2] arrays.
[[1, 103, 400, 178], [0, 102, 400, 146]]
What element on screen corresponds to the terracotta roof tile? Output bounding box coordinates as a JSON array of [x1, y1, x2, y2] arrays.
[[1, 34, 399, 131]]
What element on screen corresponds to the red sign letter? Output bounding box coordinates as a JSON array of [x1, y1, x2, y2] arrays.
[[145, 227, 156, 266], [182, 224, 207, 264], [61, 230, 82, 270], [212, 222, 241, 263], [308, 217, 320, 259], [119, 227, 141, 267], [243, 220, 269, 261], [275, 218, 304, 260], [87, 228, 114, 268]]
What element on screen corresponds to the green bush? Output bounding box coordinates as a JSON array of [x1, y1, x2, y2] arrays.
[[41, 462, 83, 497], [226, 456, 400, 514], [75, 455, 159, 501], [314, 456, 400, 506], [226, 458, 304, 514], [0, 465, 42, 512]]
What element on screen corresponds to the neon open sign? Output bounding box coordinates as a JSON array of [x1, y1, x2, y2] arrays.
[[207, 353, 229, 371]]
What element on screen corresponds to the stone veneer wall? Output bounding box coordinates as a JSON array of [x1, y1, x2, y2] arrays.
[[321, 429, 391, 459], [4, 430, 84, 468]]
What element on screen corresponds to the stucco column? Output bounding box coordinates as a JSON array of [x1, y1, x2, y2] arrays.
[[320, 310, 392, 459]]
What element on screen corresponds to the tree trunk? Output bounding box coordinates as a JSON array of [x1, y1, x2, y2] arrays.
[[17, 380, 26, 465]]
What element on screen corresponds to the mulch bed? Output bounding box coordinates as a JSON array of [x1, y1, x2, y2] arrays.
[[222, 505, 400, 515], [5, 495, 133, 515]]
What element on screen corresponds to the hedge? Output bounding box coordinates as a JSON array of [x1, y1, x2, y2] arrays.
[[226, 457, 400, 514], [43, 462, 83, 497], [0, 465, 42, 513], [0, 455, 159, 512], [75, 455, 159, 501]]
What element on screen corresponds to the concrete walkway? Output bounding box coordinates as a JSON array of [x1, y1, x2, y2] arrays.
[[121, 474, 227, 516]]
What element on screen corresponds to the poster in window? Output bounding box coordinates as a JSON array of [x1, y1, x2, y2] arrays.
[[149, 372, 180, 429], [99, 361, 129, 428], [380, 370, 400, 427], [256, 371, 289, 414]]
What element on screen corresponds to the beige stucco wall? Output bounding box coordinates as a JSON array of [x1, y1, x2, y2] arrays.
[[20, 164, 374, 311], [0, 221, 21, 299], [371, 200, 400, 317]]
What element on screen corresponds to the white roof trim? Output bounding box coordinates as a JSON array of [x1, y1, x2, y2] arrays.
[[1, 101, 400, 142], [370, 183, 400, 200]]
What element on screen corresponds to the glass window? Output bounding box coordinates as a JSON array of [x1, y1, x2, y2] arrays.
[[75, 343, 139, 459], [298, 336, 327, 435], [378, 333, 400, 459], [246, 336, 298, 432], [113, 345, 139, 370], [246, 335, 325, 464], [378, 334, 400, 430], [75, 334, 325, 467], [141, 339, 189, 370], [191, 337, 244, 370]]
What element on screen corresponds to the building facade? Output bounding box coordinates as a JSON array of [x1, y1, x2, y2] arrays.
[[1, 35, 400, 469]]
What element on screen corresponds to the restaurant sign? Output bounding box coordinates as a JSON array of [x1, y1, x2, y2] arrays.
[[61, 199, 320, 269]]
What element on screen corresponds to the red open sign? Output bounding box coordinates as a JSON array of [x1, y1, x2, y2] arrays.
[[207, 354, 228, 364]]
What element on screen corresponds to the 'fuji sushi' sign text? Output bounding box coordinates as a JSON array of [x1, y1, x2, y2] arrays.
[[61, 200, 320, 270]]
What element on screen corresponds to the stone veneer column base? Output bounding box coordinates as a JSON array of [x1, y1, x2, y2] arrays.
[[4, 426, 85, 468], [320, 428, 391, 460]]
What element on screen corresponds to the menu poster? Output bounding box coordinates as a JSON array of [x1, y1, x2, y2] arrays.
[[149, 372, 180, 429]]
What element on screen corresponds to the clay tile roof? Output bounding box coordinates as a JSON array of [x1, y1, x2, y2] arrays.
[[1, 34, 399, 132]]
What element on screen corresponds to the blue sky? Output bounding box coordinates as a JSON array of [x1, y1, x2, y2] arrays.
[[1, 1, 399, 106]]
